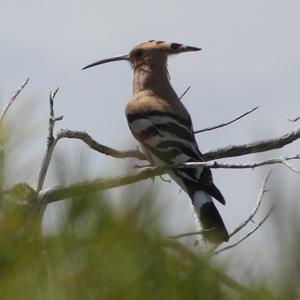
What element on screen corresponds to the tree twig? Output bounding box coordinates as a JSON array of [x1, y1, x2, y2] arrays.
[[227, 171, 271, 239], [0, 78, 29, 122], [203, 125, 300, 161], [214, 206, 274, 255], [169, 171, 271, 241], [194, 106, 259, 134], [0, 78, 30, 192], [289, 116, 300, 122], [56, 130, 146, 160], [168, 229, 209, 239], [179, 86, 191, 100], [36, 88, 62, 193], [184, 155, 300, 174]]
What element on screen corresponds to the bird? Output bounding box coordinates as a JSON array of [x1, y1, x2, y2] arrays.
[[83, 40, 229, 244]]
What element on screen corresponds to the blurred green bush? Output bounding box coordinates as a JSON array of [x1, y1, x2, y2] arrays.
[[0, 189, 225, 300]]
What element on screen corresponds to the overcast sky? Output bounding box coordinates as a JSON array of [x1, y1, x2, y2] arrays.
[[1, 0, 300, 283]]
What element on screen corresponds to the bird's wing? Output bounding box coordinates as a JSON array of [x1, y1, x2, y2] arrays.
[[127, 111, 200, 162], [127, 111, 225, 205]]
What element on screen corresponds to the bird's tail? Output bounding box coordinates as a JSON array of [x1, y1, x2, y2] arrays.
[[191, 190, 229, 244]]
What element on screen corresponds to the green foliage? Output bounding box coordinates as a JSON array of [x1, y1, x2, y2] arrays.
[[0, 190, 226, 300]]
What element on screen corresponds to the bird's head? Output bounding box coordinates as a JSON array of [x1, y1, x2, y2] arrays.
[[82, 40, 201, 71]]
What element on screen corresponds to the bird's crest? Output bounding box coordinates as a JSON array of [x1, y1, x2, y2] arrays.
[[133, 40, 201, 53]]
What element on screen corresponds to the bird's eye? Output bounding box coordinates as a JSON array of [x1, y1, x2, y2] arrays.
[[135, 49, 144, 58]]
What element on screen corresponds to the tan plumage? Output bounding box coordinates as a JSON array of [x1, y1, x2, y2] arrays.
[[83, 40, 229, 244], [125, 91, 189, 120]]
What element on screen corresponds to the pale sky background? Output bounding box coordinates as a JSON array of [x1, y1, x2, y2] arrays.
[[1, 0, 300, 286]]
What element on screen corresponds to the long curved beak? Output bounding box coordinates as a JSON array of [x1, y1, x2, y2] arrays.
[[82, 54, 129, 70]]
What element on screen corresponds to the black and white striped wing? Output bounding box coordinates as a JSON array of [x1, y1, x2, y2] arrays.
[[127, 112, 201, 165]]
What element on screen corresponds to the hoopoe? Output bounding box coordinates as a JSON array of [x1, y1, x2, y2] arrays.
[[83, 40, 229, 244]]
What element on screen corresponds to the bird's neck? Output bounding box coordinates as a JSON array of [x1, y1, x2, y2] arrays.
[[133, 66, 176, 98], [131, 64, 190, 119]]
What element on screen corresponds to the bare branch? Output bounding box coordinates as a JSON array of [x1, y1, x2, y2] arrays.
[[227, 171, 271, 239], [49, 88, 62, 138], [168, 229, 209, 239], [169, 171, 271, 241], [208, 171, 274, 255], [36, 88, 62, 193], [0, 78, 30, 192], [56, 129, 146, 160], [37, 166, 167, 205], [289, 116, 300, 122], [278, 156, 300, 174], [214, 206, 274, 255], [184, 155, 300, 173], [203, 125, 300, 160], [0, 78, 29, 122], [194, 106, 259, 134], [179, 86, 191, 100]]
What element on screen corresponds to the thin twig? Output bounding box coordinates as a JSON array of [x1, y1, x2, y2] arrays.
[[0, 78, 29, 122], [194, 106, 259, 134], [227, 171, 271, 239], [169, 229, 209, 239], [214, 206, 274, 255], [56, 129, 146, 160], [179, 86, 191, 100], [289, 116, 300, 122], [0, 78, 30, 193], [36, 88, 62, 193], [279, 156, 300, 174], [169, 171, 271, 241], [184, 155, 300, 174]]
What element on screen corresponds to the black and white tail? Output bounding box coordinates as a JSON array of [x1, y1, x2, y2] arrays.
[[193, 193, 229, 243], [172, 167, 229, 244]]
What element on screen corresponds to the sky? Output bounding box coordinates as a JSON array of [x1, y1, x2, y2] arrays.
[[1, 0, 300, 284]]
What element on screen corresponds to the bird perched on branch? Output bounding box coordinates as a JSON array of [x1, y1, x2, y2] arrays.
[[83, 40, 229, 244]]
